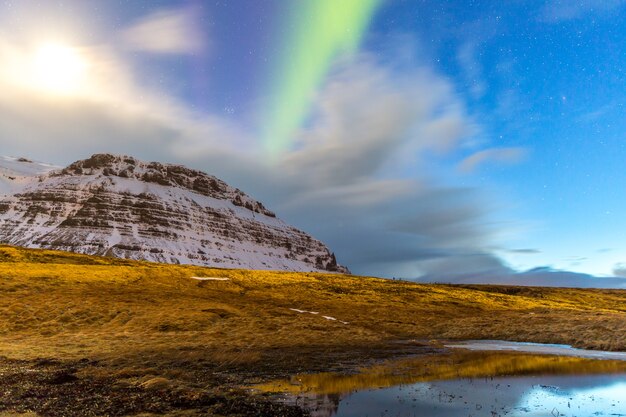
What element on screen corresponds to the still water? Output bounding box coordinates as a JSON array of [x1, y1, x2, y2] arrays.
[[256, 342, 626, 417], [331, 374, 625, 417]]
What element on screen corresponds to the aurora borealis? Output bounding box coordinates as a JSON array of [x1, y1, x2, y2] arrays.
[[261, 0, 382, 155]]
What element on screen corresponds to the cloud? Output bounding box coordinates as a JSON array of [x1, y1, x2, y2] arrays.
[[281, 58, 472, 186], [506, 248, 541, 254], [539, 0, 626, 23], [0, 33, 243, 164], [120, 8, 204, 54], [458, 147, 527, 173], [276, 59, 467, 172], [276, 180, 495, 278], [415, 253, 511, 281], [457, 42, 486, 100], [613, 264, 626, 277]]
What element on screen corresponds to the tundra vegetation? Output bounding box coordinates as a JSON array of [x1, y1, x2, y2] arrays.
[[0, 244, 624, 416]]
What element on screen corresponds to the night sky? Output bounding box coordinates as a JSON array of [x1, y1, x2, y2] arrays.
[[1, 0, 625, 286]]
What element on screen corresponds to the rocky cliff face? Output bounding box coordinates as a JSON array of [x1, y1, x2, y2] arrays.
[[0, 154, 348, 273]]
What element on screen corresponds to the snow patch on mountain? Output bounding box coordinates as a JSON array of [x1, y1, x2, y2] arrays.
[[0, 156, 59, 195]]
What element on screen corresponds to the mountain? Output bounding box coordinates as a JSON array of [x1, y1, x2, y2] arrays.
[[0, 154, 348, 273]]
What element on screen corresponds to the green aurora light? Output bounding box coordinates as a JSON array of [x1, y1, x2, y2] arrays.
[[262, 0, 382, 156]]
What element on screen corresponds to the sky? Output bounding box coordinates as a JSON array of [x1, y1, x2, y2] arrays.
[[1, 0, 625, 287]]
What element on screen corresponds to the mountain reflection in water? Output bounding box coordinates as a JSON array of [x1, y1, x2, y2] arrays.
[[254, 350, 626, 417]]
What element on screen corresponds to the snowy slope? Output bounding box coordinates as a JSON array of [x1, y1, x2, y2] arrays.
[[0, 156, 59, 195], [0, 154, 348, 273]]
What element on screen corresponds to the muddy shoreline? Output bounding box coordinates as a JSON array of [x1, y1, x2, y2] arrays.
[[0, 342, 439, 416]]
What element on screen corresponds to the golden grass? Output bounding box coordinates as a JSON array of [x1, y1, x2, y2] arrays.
[[0, 243, 625, 367]]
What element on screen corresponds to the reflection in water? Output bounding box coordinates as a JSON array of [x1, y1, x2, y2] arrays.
[[254, 349, 626, 417], [332, 375, 625, 417], [256, 350, 626, 395]]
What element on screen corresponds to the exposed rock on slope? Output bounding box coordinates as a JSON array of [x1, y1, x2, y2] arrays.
[[0, 154, 348, 273]]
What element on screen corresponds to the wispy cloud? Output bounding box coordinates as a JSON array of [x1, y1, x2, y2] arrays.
[[539, 0, 626, 23], [282, 57, 471, 186], [507, 248, 541, 254], [614, 263, 626, 277], [120, 8, 204, 54], [458, 147, 527, 173], [0, 31, 239, 162], [457, 42, 486, 100]]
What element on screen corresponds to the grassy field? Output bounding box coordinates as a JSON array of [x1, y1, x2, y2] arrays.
[[0, 244, 625, 415]]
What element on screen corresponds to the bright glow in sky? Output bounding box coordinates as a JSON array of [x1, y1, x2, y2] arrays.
[[31, 43, 88, 95], [0, 0, 625, 285]]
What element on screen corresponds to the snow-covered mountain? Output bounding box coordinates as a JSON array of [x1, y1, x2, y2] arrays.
[[0, 154, 348, 273]]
